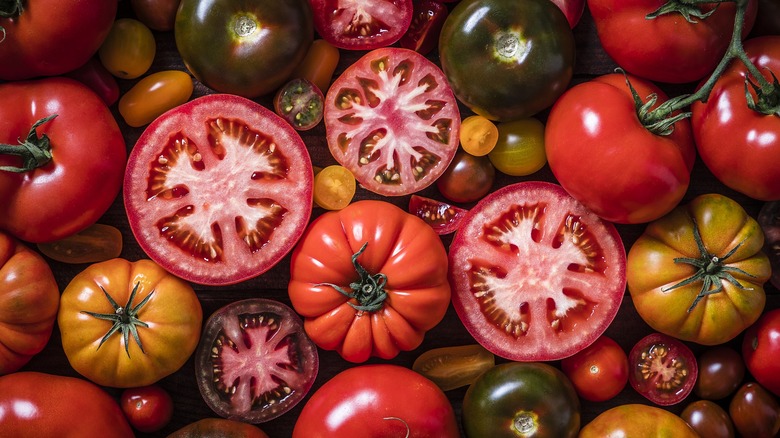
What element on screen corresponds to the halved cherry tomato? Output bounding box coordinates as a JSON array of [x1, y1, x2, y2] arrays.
[[99, 18, 156, 79], [313, 165, 356, 210], [408, 194, 468, 235], [119, 70, 194, 127], [399, 0, 448, 55], [412, 344, 495, 391], [459, 115, 499, 157], [273, 78, 324, 131], [291, 39, 341, 94], [628, 333, 698, 406], [36, 223, 123, 264]]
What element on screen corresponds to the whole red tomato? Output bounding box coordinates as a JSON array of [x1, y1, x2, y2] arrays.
[[0, 371, 134, 437], [0, 0, 117, 80], [120, 384, 174, 433], [743, 308, 780, 396], [588, 0, 757, 83], [0, 232, 59, 375], [691, 36, 780, 201], [292, 364, 459, 437], [545, 73, 696, 224], [560, 335, 629, 402], [288, 200, 451, 363], [0, 78, 126, 243]]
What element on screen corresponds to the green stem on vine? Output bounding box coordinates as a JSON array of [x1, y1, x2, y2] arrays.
[[0, 115, 57, 173], [316, 242, 389, 313]]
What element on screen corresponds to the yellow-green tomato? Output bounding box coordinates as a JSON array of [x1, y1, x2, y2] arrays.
[[488, 118, 547, 176], [119, 70, 194, 127], [99, 18, 156, 79]]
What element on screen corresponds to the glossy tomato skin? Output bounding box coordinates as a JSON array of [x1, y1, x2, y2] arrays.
[[176, 0, 313, 98], [436, 149, 496, 203], [729, 382, 780, 437], [36, 224, 122, 264], [439, 0, 575, 121], [550, 0, 586, 28], [399, 0, 448, 55], [118, 70, 194, 127], [579, 404, 698, 438], [98, 18, 156, 80], [289, 200, 451, 363], [412, 344, 495, 391], [681, 400, 736, 438], [743, 308, 780, 396], [310, 0, 413, 50], [0, 78, 126, 243], [293, 364, 460, 438], [168, 419, 270, 438], [448, 182, 626, 362], [560, 335, 629, 402], [694, 346, 745, 400], [691, 36, 780, 201], [588, 0, 757, 84], [0, 233, 59, 375], [131, 0, 181, 31], [120, 384, 174, 433], [58, 258, 203, 388], [462, 362, 580, 438], [546, 73, 696, 224], [0, 0, 117, 80], [0, 371, 134, 438], [627, 194, 770, 345]]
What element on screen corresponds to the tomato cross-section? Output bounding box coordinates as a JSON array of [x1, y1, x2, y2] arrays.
[[124, 94, 313, 286], [448, 181, 626, 361]]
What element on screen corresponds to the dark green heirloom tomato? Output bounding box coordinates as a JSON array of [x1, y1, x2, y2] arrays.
[[438, 0, 575, 121], [462, 362, 580, 438], [175, 0, 313, 98]]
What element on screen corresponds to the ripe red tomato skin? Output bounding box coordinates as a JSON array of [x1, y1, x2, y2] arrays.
[[691, 36, 780, 201], [292, 364, 460, 437], [743, 308, 780, 397], [549, 0, 586, 28], [545, 73, 696, 224], [0, 78, 126, 243], [588, 0, 757, 84], [120, 384, 174, 433], [0, 0, 117, 80], [399, 0, 448, 55], [0, 371, 134, 437], [560, 335, 629, 402]]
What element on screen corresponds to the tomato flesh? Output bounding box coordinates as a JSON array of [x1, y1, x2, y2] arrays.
[[408, 194, 468, 235], [310, 0, 413, 50], [629, 333, 698, 406], [399, 0, 448, 55]]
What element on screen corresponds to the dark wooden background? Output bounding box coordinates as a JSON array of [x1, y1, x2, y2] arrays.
[[20, 1, 779, 437]]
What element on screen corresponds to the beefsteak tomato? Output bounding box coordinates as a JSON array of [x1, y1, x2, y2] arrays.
[[0, 78, 126, 243], [545, 73, 696, 224], [58, 258, 203, 388], [0, 0, 117, 80], [588, 0, 757, 83], [448, 182, 626, 362], [292, 364, 459, 437], [124, 94, 313, 286], [691, 35, 780, 201], [0, 371, 134, 438], [288, 200, 451, 363], [627, 193, 770, 345], [324, 47, 461, 196], [579, 404, 698, 438], [0, 232, 59, 375], [309, 0, 413, 50]]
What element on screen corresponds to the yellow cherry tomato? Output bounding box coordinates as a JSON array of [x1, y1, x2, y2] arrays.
[[119, 70, 194, 127], [488, 118, 547, 176], [313, 165, 356, 211], [459, 115, 499, 156], [99, 18, 156, 79]]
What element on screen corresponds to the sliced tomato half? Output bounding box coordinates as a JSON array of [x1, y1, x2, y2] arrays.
[[124, 94, 313, 286], [324, 47, 461, 196], [310, 0, 413, 50], [408, 194, 468, 235], [448, 181, 626, 361]]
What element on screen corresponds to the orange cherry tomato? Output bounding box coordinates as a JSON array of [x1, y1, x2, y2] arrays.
[[460, 115, 499, 156], [291, 39, 340, 93], [99, 18, 156, 79], [119, 70, 194, 127], [313, 165, 356, 210]]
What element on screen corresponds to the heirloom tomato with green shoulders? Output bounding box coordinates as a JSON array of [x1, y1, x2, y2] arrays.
[[580, 404, 698, 438]]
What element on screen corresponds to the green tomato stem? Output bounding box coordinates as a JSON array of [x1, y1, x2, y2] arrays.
[[0, 115, 57, 173], [0, 0, 24, 41]]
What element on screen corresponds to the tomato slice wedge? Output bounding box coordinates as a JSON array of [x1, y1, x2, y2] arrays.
[[124, 94, 313, 286], [310, 0, 413, 50], [448, 181, 626, 361], [408, 195, 468, 235], [324, 47, 461, 196]]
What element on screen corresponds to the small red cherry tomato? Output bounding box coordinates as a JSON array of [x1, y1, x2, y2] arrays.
[[561, 335, 629, 402], [120, 384, 174, 433]]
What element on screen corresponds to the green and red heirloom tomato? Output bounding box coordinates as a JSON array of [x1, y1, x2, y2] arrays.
[[175, 0, 313, 98], [488, 118, 547, 177], [273, 78, 324, 131], [627, 193, 770, 345], [546, 72, 696, 224], [0, 78, 126, 243], [743, 308, 780, 397], [324, 47, 461, 196], [758, 201, 780, 289], [98, 18, 157, 80], [131, 0, 181, 31], [436, 149, 495, 203], [681, 400, 736, 438], [288, 200, 451, 363], [58, 258, 203, 388], [412, 344, 495, 392], [691, 36, 780, 201], [448, 182, 626, 362], [120, 384, 174, 433], [0, 372, 135, 437], [730, 382, 780, 437], [439, 0, 575, 121], [579, 404, 698, 438], [293, 364, 460, 437], [168, 419, 270, 438], [462, 362, 580, 438], [694, 346, 745, 400], [588, 0, 757, 84], [628, 333, 698, 406], [194, 299, 318, 424], [119, 70, 194, 128], [0, 0, 117, 80], [124, 94, 313, 286], [310, 0, 413, 50], [408, 194, 468, 235], [560, 335, 629, 402], [36, 223, 122, 264], [0, 232, 59, 375]]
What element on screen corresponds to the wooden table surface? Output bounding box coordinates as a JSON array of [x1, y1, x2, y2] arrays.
[[20, 2, 779, 437]]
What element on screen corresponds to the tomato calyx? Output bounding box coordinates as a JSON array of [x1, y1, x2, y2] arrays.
[[645, 0, 717, 23], [0, 114, 57, 173], [661, 218, 756, 312], [745, 70, 780, 116], [318, 242, 388, 312], [81, 282, 152, 357]]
